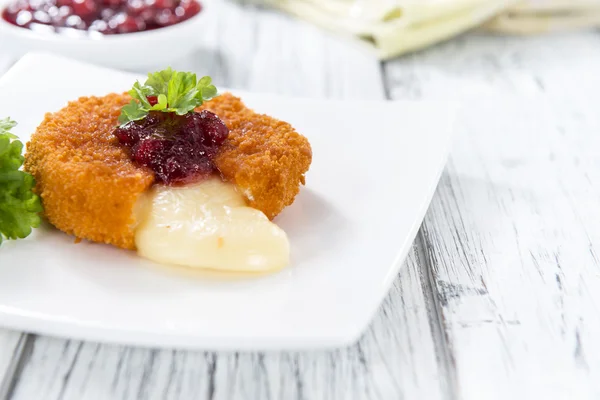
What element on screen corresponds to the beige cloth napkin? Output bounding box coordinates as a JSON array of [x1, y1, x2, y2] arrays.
[[269, 0, 600, 59], [486, 0, 600, 34]]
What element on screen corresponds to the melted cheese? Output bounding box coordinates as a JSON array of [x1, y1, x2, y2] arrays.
[[135, 177, 290, 272]]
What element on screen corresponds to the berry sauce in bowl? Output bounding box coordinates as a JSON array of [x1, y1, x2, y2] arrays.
[[2, 0, 201, 36], [0, 0, 206, 70]]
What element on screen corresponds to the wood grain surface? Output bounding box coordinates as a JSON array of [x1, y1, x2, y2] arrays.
[[0, 1, 599, 399], [385, 31, 600, 400]]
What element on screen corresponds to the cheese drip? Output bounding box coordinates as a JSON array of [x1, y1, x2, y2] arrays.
[[135, 177, 290, 272]]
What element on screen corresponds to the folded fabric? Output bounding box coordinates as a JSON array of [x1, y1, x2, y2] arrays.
[[269, 0, 600, 59], [485, 0, 600, 34], [511, 0, 600, 12], [268, 0, 519, 59]]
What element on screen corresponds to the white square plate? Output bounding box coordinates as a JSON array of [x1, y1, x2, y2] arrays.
[[0, 53, 455, 350]]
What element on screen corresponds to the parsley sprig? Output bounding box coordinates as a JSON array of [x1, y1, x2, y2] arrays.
[[118, 68, 218, 125], [0, 118, 42, 245]]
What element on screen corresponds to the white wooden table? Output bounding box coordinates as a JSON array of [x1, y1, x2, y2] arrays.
[[1, 2, 600, 399]]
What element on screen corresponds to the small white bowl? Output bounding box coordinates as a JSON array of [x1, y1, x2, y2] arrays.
[[0, 0, 205, 71]]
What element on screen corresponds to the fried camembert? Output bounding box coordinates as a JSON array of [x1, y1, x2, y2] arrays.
[[24, 69, 312, 272]]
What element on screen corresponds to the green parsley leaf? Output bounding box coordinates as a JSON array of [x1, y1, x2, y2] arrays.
[[155, 94, 168, 110], [145, 68, 174, 95], [118, 100, 148, 124], [0, 119, 43, 246], [119, 68, 219, 125], [130, 82, 153, 109], [0, 118, 17, 138]]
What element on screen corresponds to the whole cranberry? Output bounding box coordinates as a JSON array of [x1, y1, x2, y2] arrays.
[[15, 10, 33, 25], [65, 13, 85, 28], [10, 0, 33, 12], [33, 10, 51, 23], [58, 5, 72, 16], [126, 0, 146, 15], [100, 7, 115, 20], [117, 15, 144, 33], [179, 0, 200, 17], [153, 0, 175, 8], [138, 7, 155, 23], [47, 5, 59, 17], [70, 0, 96, 18], [154, 8, 176, 26]]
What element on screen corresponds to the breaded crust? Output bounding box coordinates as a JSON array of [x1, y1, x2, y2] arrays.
[[24, 92, 312, 249], [24, 94, 155, 250], [200, 93, 312, 220]]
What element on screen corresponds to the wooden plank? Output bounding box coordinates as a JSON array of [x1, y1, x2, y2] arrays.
[[0, 331, 31, 399], [8, 2, 448, 400], [384, 32, 600, 400], [384, 31, 600, 102]]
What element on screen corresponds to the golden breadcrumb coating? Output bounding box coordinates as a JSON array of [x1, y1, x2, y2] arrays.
[[24, 94, 155, 250], [200, 93, 312, 220], [24, 92, 312, 249]]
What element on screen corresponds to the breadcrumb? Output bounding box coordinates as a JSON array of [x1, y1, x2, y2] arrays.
[[24, 92, 311, 249], [200, 93, 312, 220], [24, 94, 155, 250]]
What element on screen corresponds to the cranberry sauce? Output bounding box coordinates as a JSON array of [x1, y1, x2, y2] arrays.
[[1, 0, 201, 35], [113, 110, 229, 185]]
